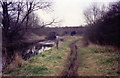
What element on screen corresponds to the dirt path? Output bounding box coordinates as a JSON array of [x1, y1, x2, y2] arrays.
[[60, 39, 80, 77], [60, 38, 119, 76]]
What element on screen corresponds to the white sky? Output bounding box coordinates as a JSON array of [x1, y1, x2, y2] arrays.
[[36, 0, 118, 27]]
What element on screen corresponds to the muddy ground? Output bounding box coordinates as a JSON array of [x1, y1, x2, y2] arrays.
[[60, 39, 80, 77]]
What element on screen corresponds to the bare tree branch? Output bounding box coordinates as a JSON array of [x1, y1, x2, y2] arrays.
[[84, 3, 108, 25]]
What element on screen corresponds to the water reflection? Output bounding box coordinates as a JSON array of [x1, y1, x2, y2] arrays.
[[22, 41, 54, 60]]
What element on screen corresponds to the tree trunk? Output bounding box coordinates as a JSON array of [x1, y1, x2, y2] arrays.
[[14, 51, 23, 67], [2, 2, 14, 69]]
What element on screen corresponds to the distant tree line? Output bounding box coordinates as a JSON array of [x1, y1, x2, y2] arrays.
[[83, 1, 120, 48]]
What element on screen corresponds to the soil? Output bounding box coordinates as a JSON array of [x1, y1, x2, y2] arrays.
[[60, 39, 80, 77]]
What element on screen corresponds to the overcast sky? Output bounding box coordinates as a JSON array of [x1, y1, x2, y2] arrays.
[[36, 0, 118, 27]]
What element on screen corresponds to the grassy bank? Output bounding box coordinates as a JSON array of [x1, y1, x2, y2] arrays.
[[76, 39, 119, 76], [3, 36, 80, 76], [3, 36, 119, 76]]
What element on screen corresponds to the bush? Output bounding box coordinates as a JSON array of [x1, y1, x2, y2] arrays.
[[84, 1, 120, 48], [45, 32, 56, 40], [71, 31, 76, 36]]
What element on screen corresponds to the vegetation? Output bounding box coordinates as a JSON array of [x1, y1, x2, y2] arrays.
[[1, 0, 120, 77], [76, 38, 119, 76], [1, 0, 59, 69], [83, 2, 120, 75], [71, 31, 76, 36], [3, 36, 80, 76], [83, 1, 120, 48], [3, 36, 119, 76], [45, 32, 57, 40]]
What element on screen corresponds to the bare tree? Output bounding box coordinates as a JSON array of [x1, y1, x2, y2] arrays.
[[40, 17, 62, 27], [1, 0, 52, 41], [84, 3, 108, 25], [0, 0, 53, 69], [26, 13, 61, 28]]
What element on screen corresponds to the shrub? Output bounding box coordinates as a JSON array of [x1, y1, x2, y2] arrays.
[[71, 31, 76, 36], [45, 32, 56, 40]]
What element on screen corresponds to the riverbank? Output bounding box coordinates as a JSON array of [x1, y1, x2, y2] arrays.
[[2, 36, 119, 76], [3, 36, 80, 76]]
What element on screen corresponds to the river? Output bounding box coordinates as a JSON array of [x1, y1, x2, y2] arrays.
[[22, 40, 55, 60]]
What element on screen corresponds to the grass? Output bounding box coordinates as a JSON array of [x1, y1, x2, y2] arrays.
[[45, 56, 62, 61], [25, 65, 48, 74], [76, 40, 119, 76], [3, 36, 118, 76], [3, 62, 48, 76], [3, 36, 81, 76], [103, 58, 118, 64]]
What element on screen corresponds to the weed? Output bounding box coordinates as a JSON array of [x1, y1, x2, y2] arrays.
[[3, 36, 80, 76], [26, 65, 48, 74], [102, 58, 118, 64], [36, 54, 46, 57], [4, 69, 17, 74], [46, 56, 62, 61]]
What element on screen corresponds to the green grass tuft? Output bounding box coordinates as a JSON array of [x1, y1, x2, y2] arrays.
[[26, 65, 48, 74], [45, 56, 62, 61], [102, 58, 118, 64]]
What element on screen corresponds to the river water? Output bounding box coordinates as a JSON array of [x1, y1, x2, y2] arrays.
[[22, 40, 55, 60]]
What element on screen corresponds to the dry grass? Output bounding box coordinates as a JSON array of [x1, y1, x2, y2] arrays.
[[4, 36, 118, 76], [76, 40, 119, 76], [3, 36, 81, 76]]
